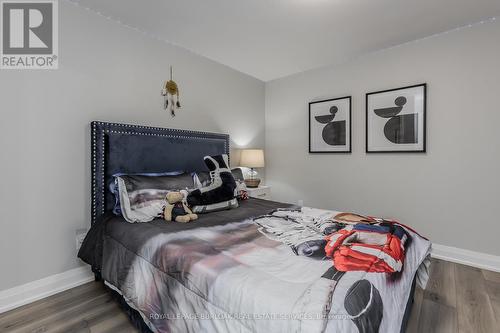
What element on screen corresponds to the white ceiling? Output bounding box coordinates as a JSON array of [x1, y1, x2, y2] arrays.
[[71, 0, 500, 81]]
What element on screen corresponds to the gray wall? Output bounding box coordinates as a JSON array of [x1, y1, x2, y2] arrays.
[[265, 21, 500, 256], [0, 2, 264, 290]]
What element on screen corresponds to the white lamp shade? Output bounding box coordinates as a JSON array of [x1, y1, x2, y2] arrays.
[[240, 149, 265, 168]]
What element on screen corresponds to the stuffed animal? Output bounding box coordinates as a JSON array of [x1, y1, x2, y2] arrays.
[[164, 190, 198, 223], [187, 154, 237, 208]]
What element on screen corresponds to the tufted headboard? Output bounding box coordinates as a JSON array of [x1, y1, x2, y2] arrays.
[[91, 121, 230, 225]]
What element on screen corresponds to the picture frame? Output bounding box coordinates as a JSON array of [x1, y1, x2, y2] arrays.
[[366, 83, 426, 153], [309, 96, 352, 153]]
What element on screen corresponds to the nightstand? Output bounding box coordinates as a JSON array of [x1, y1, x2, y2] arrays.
[[246, 185, 271, 200]]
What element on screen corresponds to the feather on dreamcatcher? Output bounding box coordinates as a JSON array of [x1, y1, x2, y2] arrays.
[[161, 66, 181, 117]]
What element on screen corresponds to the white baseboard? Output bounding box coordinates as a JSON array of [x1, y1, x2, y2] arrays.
[[0, 266, 94, 314], [431, 243, 500, 273]]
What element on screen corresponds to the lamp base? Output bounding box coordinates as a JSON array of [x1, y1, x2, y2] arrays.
[[244, 178, 261, 188]]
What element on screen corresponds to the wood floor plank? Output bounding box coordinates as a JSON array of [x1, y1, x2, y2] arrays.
[[89, 310, 138, 333], [51, 303, 127, 333], [417, 298, 457, 333], [0, 282, 107, 331], [423, 258, 457, 308], [484, 278, 500, 326], [406, 286, 423, 333], [482, 269, 500, 284], [5, 292, 114, 333], [455, 264, 497, 333], [98, 321, 139, 333]]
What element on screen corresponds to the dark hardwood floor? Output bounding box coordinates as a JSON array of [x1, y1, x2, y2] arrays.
[[406, 259, 500, 333], [1, 258, 499, 333], [0, 282, 138, 333]]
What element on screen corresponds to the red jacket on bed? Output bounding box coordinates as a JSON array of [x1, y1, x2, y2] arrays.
[[325, 223, 408, 273]]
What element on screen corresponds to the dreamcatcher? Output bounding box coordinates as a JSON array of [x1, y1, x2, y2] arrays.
[[161, 66, 181, 116]]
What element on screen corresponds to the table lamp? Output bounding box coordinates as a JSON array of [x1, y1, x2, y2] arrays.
[[240, 149, 265, 188]]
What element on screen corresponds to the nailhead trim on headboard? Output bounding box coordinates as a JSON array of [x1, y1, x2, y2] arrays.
[[91, 122, 97, 221], [90, 121, 230, 225]]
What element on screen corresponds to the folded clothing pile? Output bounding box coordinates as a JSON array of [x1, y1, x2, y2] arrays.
[[325, 223, 408, 273], [253, 207, 410, 274]]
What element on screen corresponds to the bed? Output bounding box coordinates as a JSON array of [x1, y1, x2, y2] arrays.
[[79, 121, 431, 333]]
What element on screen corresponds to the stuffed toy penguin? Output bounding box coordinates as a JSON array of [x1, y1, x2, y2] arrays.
[[164, 190, 198, 223]]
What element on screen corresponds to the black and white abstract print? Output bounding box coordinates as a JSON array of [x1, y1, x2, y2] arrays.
[[309, 96, 351, 153], [366, 84, 426, 153]]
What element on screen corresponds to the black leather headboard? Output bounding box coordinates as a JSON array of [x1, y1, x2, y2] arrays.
[[91, 121, 229, 225]]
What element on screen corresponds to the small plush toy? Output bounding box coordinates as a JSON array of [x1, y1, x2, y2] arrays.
[[164, 190, 198, 223]]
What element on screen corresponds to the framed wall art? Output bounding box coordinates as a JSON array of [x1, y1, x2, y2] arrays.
[[309, 96, 351, 153], [366, 83, 426, 153]]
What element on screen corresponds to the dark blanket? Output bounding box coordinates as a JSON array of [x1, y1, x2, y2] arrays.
[[78, 198, 294, 274]]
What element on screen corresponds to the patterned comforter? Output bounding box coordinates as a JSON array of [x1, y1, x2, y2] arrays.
[[83, 201, 430, 333]]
